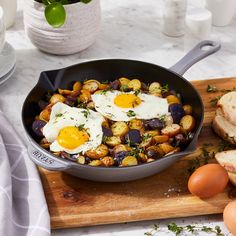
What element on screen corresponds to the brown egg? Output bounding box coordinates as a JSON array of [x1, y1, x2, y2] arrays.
[[223, 200, 236, 236], [188, 164, 229, 199]]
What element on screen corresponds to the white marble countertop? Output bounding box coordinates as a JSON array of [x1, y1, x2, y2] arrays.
[[1, 0, 236, 235]]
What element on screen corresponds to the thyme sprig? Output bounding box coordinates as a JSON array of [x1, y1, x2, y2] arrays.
[[144, 223, 224, 236]]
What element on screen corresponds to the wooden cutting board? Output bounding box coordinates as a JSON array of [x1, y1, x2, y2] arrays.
[[38, 77, 236, 229]]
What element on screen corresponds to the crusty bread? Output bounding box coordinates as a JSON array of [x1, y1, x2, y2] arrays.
[[212, 109, 236, 145], [215, 150, 236, 186], [217, 91, 236, 126]]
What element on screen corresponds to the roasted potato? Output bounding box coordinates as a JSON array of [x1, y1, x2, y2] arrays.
[[165, 147, 181, 156], [138, 153, 148, 163], [161, 124, 181, 137], [145, 130, 160, 136], [143, 118, 164, 130], [147, 158, 155, 163], [159, 143, 175, 154], [166, 95, 181, 104], [105, 136, 122, 146], [128, 79, 142, 90], [82, 81, 99, 93], [183, 104, 193, 115], [129, 119, 143, 130], [40, 138, 51, 149], [125, 129, 142, 144], [77, 156, 86, 165], [111, 121, 129, 136], [39, 107, 51, 122], [73, 81, 82, 91], [112, 144, 131, 155], [79, 89, 92, 103], [86, 101, 95, 109], [146, 146, 165, 158], [58, 89, 73, 96], [50, 94, 66, 104], [164, 115, 174, 126], [89, 160, 103, 166], [102, 119, 110, 129], [119, 77, 130, 86], [101, 156, 115, 167], [153, 135, 169, 144], [32, 120, 46, 137], [85, 144, 109, 159], [98, 83, 109, 90], [149, 82, 161, 94], [121, 156, 138, 166], [180, 115, 196, 132]]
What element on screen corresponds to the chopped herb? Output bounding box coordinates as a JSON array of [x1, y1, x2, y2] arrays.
[[102, 135, 110, 143], [76, 124, 85, 131], [82, 109, 90, 118], [144, 223, 224, 236], [77, 97, 81, 104], [142, 133, 152, 141], [134, 89, 141, 96], [127, 110, 136, 117], [210, 96, 221, 106], [102, 80, 109, 84], [107, 105, 111, 108], [161, 84, 169, 93], [120, 85, 129, 92], [55, 113, 63, 118], [217, 140, 235, 152], [70, 117, 74, 120], [207, 84, 218, 92], [101, 88, 111, 95], [159, 115, 166, 122]]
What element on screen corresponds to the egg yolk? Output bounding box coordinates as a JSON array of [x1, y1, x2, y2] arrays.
[[57, 126, 89, 149], [114, 94, 142, 108]]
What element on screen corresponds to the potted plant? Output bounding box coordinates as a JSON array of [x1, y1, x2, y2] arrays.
[[24, 0, 101, 55]]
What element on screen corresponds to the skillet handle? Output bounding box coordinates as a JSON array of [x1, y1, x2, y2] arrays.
[[28, 144, 71, 171], [169, 40, 221, 75]]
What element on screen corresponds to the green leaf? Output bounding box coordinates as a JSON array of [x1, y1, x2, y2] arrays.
[[44, 2, 66, 28], [80, 0, 92, 3]]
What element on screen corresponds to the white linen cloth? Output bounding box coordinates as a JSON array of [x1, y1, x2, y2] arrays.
[[0, 111, 50, 236]]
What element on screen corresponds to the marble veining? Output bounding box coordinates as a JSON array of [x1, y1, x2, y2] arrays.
[[1, 0, 236, 235]]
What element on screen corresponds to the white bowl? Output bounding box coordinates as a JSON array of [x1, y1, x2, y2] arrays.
[[0, 6, 5, 53], [23, 0, 101, 55]]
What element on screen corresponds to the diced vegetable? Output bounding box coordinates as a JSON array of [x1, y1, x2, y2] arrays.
[[180, 115, 196, 132]]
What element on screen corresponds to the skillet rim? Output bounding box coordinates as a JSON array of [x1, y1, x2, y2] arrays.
[[22, 58, 204, 170]]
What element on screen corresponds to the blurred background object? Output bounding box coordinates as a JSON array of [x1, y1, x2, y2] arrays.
[[0, 0, 17, 29]]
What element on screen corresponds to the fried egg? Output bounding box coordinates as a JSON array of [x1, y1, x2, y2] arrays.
[[91, 91, 169, 121], [42, 102, 104, 154]]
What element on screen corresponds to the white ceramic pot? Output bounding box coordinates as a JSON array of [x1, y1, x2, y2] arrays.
[[0, 0, 17, 29], [24, 0, 101, 55], [206, 0, 236, 26]]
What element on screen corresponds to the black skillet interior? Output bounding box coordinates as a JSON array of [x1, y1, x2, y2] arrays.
[[22, 59, 203, 153]]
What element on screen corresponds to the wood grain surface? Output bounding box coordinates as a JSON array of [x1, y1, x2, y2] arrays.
[[38, 77, 236, 229]]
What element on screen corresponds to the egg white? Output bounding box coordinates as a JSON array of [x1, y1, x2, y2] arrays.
[[42, 102, 104, 154], [91, 91, 169, 121]]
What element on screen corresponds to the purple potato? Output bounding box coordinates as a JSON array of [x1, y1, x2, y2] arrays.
[[102, 126, 113, 137], [143, 118, 164, 130], [162, 90, 177, 98], [32, 120, 46, 137], [66, 95, 78, 103], [109, 79, 121, 90], [169, 103, 185, 124], [125, 129, 141, 145], [174, 133, 186, 147], [114, 151, 129, 166], [146, 149, 158, 159]]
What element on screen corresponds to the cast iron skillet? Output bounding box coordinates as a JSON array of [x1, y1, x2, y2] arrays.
[[22, 40, 220, 182]]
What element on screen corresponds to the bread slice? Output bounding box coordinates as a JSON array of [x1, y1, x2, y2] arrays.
[[212, 109, 236, 145], [217, 91, 236, 126], [215, 150, 236, 186]]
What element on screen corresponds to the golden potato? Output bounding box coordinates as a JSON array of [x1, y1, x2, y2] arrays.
[[147, 158, 155, 163], [159, 143, 175, 154], [82, 81, 99, 93], [121, 156, 138, 166], [180, 115, 196, 132], [165, 147, 181, 156], [138, 153, 148, 163], [39, 107, 51, 122], [149, 82, 161, 94], [153, 135, 169, 144], [145, 130, 160, 136], [40, 138, 50, 149], [89, 160, 103, 166], [139, 136, 153, 149], [129, 119, 143, 130], [101, 156, 115, 167], [77, 156, 86, 164], [50, 94, 66, 104], [98, 83, 109, 90], [112, 144, 131, 154], [111, 121, 129, 136], [147, 145, 165, 157], [102, 119, 110, 128], [119, 77, 130, 86], [166, 95, 180, 104], [86, 101, 95, 109], [105, 136, 122, 147], [183, 104, 193, 115], [73, 81, 82, 91], [161, 124, 181, 137], [85, 144, 109, 159], [79, 89, 92, 103], [128, 79, 142, 90]]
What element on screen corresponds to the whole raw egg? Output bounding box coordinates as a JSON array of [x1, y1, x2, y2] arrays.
[[188, 164, 229, 199], [223, 200, 236, 236]]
